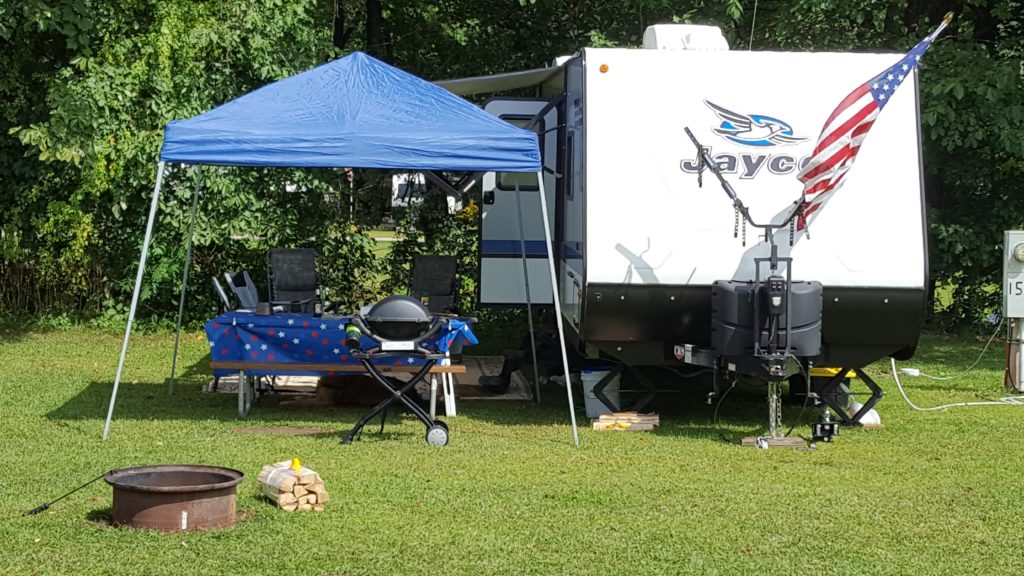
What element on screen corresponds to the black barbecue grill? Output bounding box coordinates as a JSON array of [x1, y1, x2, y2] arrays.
[[363, 295, 437, 341], [342, 296, 450, 446]]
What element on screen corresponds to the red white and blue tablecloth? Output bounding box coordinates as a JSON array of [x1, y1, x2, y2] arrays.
[[204, 311, 477, 377]]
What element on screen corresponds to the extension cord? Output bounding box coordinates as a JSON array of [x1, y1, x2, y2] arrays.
[[900, 367, 921, 377]]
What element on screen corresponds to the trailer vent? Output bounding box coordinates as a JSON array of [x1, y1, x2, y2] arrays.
[[642, 25, 729, 51]]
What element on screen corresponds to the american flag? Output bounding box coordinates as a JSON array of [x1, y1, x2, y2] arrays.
[[796, 13, 952, 230]]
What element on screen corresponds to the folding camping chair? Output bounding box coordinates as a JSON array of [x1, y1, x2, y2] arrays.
[[212, 276, 233, 313], [411, 255, 460, 417], [224, 271, 259, 310], [411, 255, 458, 314], [267, 248, 331, 314]]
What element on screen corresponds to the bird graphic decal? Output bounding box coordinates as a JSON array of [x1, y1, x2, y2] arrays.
[[704, 100, 807, 147]]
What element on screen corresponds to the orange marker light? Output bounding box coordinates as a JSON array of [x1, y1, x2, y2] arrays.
[[599, 64, 609, 73]]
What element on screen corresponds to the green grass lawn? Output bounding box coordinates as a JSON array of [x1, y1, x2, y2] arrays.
[[368, 228, 396, 260], [1, 327, 1022, 575]]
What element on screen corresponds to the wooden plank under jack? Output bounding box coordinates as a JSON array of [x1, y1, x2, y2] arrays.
[[740, 436, 807, 449], [592, 421, 655, 431], [592, 412, 659, 431]]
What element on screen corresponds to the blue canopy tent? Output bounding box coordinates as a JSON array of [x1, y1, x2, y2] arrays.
[[103, 52, 579, 444]]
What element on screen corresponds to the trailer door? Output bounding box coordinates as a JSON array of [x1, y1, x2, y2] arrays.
[[479, 99, 558, 306]]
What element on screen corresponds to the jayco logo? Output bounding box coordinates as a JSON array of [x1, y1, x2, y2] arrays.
[[679, 100, 810, 179], [704, 100, 806, 147]]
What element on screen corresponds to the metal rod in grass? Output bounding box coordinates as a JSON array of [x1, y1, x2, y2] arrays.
[[26, 471, 108, 516]]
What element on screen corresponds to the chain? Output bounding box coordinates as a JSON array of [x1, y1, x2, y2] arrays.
[[798, 202, 810, 240], [696, 147, 706, 188], [768, 379, 782, 437], [741, 219, 747, 246], [733, 206, 739, 238]]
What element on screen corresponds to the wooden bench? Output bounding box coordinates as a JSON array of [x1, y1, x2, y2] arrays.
[[210, 361, 466, 417]]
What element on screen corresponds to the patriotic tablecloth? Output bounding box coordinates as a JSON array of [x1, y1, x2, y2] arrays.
[[204, 311, 477, 377]]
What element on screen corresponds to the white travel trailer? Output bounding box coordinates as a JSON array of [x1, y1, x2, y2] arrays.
[[439, 25, 926, 400]]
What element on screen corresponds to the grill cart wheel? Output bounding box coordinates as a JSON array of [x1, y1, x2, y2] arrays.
[[425, 423, 449, 446]]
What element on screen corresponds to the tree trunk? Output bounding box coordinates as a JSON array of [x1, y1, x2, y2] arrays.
[[332, 0, 353, 50], [366, 0, 385, 59]]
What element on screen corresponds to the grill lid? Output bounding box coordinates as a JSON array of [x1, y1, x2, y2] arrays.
[[364, 295, 432, 340]]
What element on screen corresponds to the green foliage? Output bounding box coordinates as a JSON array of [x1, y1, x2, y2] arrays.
[[1, 0, 358, 320], [382, 185, 479, 311], [916, 2, 1024, 325], [1, 0, 1022, 332]]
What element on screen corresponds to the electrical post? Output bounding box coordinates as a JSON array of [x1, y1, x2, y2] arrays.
[[1003, 231, 1024, 391]]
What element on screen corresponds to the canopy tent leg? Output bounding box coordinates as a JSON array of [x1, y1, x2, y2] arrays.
[[536, 172, 579, 446], [513, 183, 541, 403], [168, 169, 202, 395], [103, 162, 166, 440]]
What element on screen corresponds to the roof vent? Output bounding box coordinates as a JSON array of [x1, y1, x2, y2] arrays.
[[642, 25, 729, 51]]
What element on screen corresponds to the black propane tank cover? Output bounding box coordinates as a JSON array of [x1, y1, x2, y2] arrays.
[[711, 280, 823, 357]]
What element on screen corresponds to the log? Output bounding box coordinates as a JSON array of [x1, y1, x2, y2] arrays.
[[293, 484, 309, 498], [261, 483, 298, 505], [258, 465, 297, 492], [281, 502, 299, 512], [308, 486, 329, 504], [298, 503, 313, 511], [313, 504, 325, 512]]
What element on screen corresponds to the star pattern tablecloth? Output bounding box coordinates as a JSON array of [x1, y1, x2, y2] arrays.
[[204, 311, 477, 377]]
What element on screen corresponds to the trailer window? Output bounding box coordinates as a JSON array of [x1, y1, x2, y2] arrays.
[[497, 115, 541, 191]]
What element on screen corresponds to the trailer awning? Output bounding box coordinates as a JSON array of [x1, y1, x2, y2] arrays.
[[435, 64, 565, 96]]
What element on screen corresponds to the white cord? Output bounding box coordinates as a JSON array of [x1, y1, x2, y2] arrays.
[[890, 358, 1024, 411], [915, 319, 1004, 380]]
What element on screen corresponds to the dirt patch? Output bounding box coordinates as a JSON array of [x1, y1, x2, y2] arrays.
[[231, 426, 325, 436]]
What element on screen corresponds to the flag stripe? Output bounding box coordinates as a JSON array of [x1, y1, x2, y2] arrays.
[[818, 84, 871, 136], [801, 144, 856, 185], [811, 100, 879, 158], [801, 103, 879, 181], [796, 17, 948, 231]]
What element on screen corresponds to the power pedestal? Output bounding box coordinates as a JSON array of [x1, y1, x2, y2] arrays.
[[1002, 231, 1024, 392]]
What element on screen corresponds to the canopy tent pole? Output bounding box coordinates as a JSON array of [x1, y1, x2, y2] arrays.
[[168, 168, 202, 395], [536, 172, 579, 446], [103, 162, 166, 440], [513, 182, 541, 402]]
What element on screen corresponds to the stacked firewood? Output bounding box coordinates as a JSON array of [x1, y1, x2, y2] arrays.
[[257, 460, 329, 512]]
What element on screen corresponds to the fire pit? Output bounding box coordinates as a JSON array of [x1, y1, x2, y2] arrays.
[[105, 465, 244, 531]]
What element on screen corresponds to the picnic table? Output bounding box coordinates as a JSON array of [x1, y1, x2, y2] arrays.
[[204, 311, 477, 417]]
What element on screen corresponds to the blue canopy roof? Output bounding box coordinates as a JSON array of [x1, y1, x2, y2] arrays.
[[160, 52, 540, 172]]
